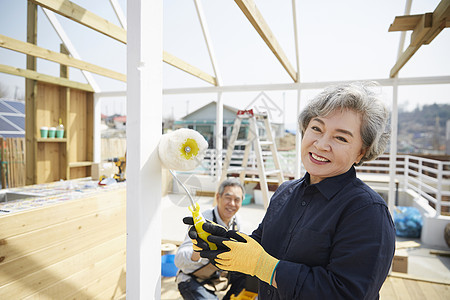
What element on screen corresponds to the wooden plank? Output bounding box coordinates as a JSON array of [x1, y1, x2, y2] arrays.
[[429, 250, 450, 257], [0, 189, 125, 238], [30, 0, 127, 43], [380, 277, 397, 299], [25, 1, 38, 185], [36, 142, 61, 183], [388, 14, 423, 31], [23, 249, 126, 299], [410, 13, 433, 46], [0, 203, 125, 263], [396, 240, 421, 249], [0, 34, 126, 82], [17, 139, 26, 187], [429, 282, 450, 299], [68, 89, 87, 164], [404, 278, 427, 299], [390, 271, 450, 285], [389, 44, 421, 78], [0, 64, 94, 92], [67, 265, 126, 300], [0, 235, 125, 299], [416, 280, 445, 300], [0, 211, 125, 287], [70, 166, 90, 179], [29, 0, 215, 85], [68, 161, 93, 168], [0, 138, 5, 189], [390, 0, 450, 77], [234, 0, 297, 82], [86, 92, 94, 172], [163, 51, 217, 85], [389, 276, 411, 299], [36, 137, 67, 142]]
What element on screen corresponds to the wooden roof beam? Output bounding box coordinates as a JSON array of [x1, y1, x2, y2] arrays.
[[0, 64, 94, 92], [389, 0, 450, 77], [163, 52, 217, 86], [235, 0, 297, 82], [30, 0, 217, 85], [0, 34, 126, 82]]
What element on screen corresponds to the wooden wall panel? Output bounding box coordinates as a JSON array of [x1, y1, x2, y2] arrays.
[[1, 204, 125, 263], [36, 142, 61, 183], [69, 89, 88, 163], [25, 251, 126, 299], [0, 188, 126, 299], [0, 189, 125, 238], [28, 81, 94, 183], [70, 165, 90, 179], [36, 83, 61, 131], [0, 235, 125, 299]]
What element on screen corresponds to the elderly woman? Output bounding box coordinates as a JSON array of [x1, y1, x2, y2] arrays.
[[192, 82, 395, 300]]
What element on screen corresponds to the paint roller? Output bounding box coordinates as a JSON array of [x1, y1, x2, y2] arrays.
[[158, 128, 217, 250]]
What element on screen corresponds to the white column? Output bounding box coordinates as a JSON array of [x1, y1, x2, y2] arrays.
[[295, 89, 302, 179], [216, 92, 223, 179], [388, 80, 399, 214], [126, 0, 163, 299]]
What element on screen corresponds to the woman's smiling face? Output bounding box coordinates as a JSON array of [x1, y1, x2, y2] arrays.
[[301, 109, 366, 184]]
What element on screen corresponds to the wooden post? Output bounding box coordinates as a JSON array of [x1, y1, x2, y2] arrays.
[[126, 0, 163, 298], [25, 1, 38, 185], [60, 44, 70, 180], [0, 138, 5, 188]]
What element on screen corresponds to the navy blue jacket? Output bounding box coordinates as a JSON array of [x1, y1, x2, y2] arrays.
[[252, 167, 395, 299]]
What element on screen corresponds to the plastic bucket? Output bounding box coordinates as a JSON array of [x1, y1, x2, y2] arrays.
[[242, 194, 252, 205], [161, 254, 178, 277]]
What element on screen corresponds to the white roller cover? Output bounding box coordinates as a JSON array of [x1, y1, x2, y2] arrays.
[[158, 128, 208, 171]]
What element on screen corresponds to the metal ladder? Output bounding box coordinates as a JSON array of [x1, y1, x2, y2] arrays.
[[218, 109, 284, 208]]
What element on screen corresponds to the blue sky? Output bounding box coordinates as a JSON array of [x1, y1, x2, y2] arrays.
[[0, 0, 449, 129]]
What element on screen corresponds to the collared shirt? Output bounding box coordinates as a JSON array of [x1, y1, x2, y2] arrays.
[[175, 206, 241, 284], [252, 167, 395, 300]]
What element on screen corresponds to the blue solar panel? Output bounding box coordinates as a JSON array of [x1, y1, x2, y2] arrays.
[[3, 100, 25, 113], [0, 133, 25, 138], [0, 99, 26, 137], [0, 102, 16, 113], [0, 119, 20, 131], [4, 115, 25, 130]]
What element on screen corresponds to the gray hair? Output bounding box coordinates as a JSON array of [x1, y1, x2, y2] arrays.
[[298, 82, 390, 166], [218, 178, 245, 196]]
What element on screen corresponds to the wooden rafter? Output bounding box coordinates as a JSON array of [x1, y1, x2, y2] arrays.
[[0, 64, 95, 92], [31, 0, 127, 43], [389, 0, 450, 77], [163, 52, 217, 86], [0, 34, 126, 82], [235, 0, 297, 82], [30, 0, 217, 85]]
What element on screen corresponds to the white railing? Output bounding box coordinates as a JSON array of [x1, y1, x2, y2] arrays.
[[196, 151, 450, 217], [403, 156, 450, 216]]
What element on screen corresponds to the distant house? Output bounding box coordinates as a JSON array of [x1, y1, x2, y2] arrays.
[[0, 98, 25, 138], [113, 115, 127, 129], [174, 101, 283, 149]]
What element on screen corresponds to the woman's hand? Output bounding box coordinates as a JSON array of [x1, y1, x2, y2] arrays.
[[182, 216, 228, 252], [200, 230, 279, 285]]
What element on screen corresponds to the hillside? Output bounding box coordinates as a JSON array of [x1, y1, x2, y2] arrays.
[[398, 103, 449, 154]]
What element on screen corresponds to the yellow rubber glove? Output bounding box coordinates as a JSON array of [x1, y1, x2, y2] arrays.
[[183, 216, 228, 252], [203, 231, 279, 285]]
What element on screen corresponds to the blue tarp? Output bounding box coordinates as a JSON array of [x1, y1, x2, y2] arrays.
[[393, 206, 423, 238]]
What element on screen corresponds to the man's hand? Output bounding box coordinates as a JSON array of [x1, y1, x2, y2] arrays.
[[182, 216, 228, 252], [200, 231, 279, 285]]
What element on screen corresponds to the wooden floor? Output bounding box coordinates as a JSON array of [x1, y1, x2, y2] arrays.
[[161, 274, 450, 300], [380, 273, 450, 300]]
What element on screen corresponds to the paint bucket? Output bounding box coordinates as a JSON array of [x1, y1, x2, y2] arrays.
[[161, 254, 178, 277]]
